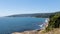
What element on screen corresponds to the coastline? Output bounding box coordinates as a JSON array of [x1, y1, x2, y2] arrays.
[[12, 18, 49, 34]]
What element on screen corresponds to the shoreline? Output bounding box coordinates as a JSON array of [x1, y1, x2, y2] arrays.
[[12, 18, 49, 34]]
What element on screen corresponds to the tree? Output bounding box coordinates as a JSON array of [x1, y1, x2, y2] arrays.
[[46, 13, 60, 31]]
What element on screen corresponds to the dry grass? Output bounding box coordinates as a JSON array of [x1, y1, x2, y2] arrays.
[[38, 28, 60, 34], [12, 28, 60, 34]]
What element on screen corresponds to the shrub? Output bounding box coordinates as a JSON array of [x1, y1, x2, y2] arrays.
[[46, 13, 60, 31]]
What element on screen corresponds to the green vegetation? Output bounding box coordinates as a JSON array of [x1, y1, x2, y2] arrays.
[[7, 13, 55, 18], [46, 12, 60, 31]]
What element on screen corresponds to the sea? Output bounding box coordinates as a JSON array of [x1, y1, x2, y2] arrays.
[[0, 17, 47, 34]]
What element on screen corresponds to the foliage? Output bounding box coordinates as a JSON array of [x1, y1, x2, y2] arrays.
[[46, 13, 60, 31]]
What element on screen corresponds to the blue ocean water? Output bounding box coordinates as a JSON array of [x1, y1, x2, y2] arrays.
[[0, 17, 46, 34]]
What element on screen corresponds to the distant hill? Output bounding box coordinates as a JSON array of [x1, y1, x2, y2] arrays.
[[7, 11, 60, 18]]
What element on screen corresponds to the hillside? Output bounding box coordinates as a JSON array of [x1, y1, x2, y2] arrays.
[[7, 13, 54, 18], [7, 11, 60, 18], [46, 12, 60, 31], [12, 28, 60, 34]]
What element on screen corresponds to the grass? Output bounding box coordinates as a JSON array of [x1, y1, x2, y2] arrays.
[[38, 28, 60, 34]]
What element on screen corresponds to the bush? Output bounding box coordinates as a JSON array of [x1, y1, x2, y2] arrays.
[[46, 13, 60, 31]]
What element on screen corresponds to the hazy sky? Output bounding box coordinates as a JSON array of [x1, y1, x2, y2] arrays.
[[0, 0, 60, 16]]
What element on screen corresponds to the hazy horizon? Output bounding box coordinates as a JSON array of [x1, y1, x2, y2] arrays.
[[0, 0, 60, 17]]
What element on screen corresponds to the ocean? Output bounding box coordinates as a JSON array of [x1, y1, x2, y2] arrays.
[[0, 17, 47, 34]]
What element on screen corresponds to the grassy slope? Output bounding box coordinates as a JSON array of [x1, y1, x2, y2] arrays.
[[38, 28, 60, 34], [12, 28, 60, 34]]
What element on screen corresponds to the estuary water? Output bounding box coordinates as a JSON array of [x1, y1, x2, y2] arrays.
[[0, 17, 46, 34]]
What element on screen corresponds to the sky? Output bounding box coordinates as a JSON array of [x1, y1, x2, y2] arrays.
[[0, 0, 60, 17]]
